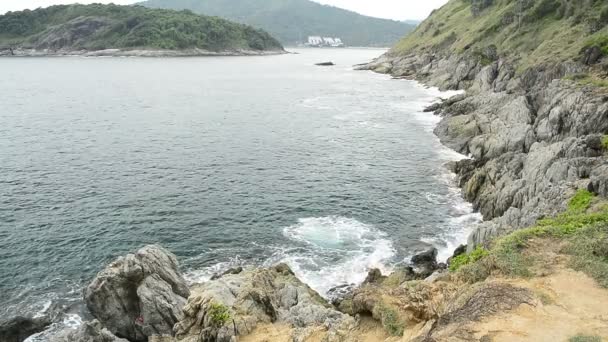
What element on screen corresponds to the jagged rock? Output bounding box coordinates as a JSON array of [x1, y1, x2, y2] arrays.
[[581, 46, 603, 65], [411, 248, 438, 277], [0, 316, 51, 342], [50, 320, 129, 342], [363, 268, 386, 285], [84, 245, 190, 341], [210, 266, 243, 280], [174, 264, 355, 342], [363, 49, 608, 253]]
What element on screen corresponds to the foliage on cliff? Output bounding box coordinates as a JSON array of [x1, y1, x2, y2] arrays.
[[138, 0, 415, 47], [456, 189, 608, 288], [0, 4, 283, 51], [391, 0, 608, 70]]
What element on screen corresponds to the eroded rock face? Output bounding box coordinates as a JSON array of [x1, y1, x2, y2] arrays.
[[363, 51, 608, 249], [174, 264, 355, 342], [85, 245, 190, 341]]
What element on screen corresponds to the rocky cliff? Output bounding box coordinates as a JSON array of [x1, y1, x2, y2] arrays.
[[361, 0, 608, 249]]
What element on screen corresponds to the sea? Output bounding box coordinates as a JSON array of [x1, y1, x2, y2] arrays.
[[0, 48, 480, 337]]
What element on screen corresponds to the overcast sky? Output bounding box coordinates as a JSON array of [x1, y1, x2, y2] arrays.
[[0, 0, 448, 20]]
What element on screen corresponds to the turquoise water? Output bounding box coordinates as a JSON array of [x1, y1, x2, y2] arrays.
[[0, 49, 479, 326]]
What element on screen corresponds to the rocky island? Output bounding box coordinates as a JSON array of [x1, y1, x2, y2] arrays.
[[4, 0, 608, 341], [0, 4, 285, 57]]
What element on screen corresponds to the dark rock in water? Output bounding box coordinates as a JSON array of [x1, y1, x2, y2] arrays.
[[50, 320, 128, 342], [411, 248, 438, 266], [363, 268, 386, 285], [411, 248, 439, 278], [84, 245, 190, 342], [315, 61, 335, 66], [0, 316, 51, 342], [327, 283, 356, 306], [452, 245, 467, 259], [210, 266, 244, 280]]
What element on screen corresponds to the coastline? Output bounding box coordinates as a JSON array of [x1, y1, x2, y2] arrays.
[[359, 52, 608, 250], [0, 48, 288, 57]]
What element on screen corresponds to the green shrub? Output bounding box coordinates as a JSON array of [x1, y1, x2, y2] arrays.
[[449, 246, 489, 271], [602, 135, 608, 150], [209, 303, 231, 326], [568, 189, 595, 212], [569, 335, 602, 342], [584, 34, 608, 56], [373, 304, 404, 336]]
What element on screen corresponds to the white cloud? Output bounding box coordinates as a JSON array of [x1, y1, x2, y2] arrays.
[[0, 0, 449, 21]]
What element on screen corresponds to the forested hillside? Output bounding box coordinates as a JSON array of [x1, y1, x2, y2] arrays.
[[139, 0, 415, 47], [0, 4, 283, 53], [392, 0, 608, 71]]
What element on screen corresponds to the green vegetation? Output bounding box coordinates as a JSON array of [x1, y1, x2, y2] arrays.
[[602, 135, 608, 150], [0, 4, 283, 52], [209, 303, 231, 326], [568, 189, 595, 212], [373, 304, 404, 336], [139, 0, 415, 46], [449, 246, 489, 271], [569, 335, 602, 342], [391, 0, 608, 71], [457, 189, 608, 287]]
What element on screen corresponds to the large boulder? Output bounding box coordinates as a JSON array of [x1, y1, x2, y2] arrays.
[[174, 264, 355, 342], [0, 316, 51, 342], [411, 248, 439, 278], [85, 245, 190, 341]]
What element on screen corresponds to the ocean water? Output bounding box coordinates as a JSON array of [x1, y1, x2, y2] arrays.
[[0, 48, 480, 332]]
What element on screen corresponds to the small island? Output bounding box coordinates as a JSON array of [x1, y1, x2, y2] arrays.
[[0, 4, 285, 57]]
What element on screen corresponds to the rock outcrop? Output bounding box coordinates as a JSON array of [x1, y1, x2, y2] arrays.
[[360, 51, 608, 250], [174, 263, 355, 342], [84, 245, 190, 341], [0, 316, 51, 342]]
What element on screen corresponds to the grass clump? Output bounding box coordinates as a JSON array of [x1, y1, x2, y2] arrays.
[[569, 335, 602, 342], [457, 189, 608, 284], [568, 189, 595, 212], [567, 223, 608, 288], [602, 135, 608, 150], [373, 304, 404, 336], [449, 246, 489, 271], [209, 303, 231, 326]]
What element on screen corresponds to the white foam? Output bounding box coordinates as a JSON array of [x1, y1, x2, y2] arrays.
[[277, 216, 395, 296], [24, 314, 83, 342], [183, 255, 245, 284]]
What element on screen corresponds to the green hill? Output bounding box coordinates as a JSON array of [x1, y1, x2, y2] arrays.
[[390, 0, 608, 72], [0, 4, 283, 53], [138, 0, 415, 47]]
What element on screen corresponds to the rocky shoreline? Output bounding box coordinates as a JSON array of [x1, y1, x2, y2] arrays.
[[2, 244, 450, 342], [360, 51, 608, 250], [0, 48, 287, 57]]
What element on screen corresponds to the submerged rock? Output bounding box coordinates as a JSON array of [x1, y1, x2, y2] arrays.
[[84, 245, 190, 341], [0, 316, 51, 342]]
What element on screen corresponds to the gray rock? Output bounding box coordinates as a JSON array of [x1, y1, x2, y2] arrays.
[[50, 320, 128, 342], [0, 316, 51, 342], [85, 245, 190, 341], [174, 264, 355, 341], [362, 49, 608, 250]]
